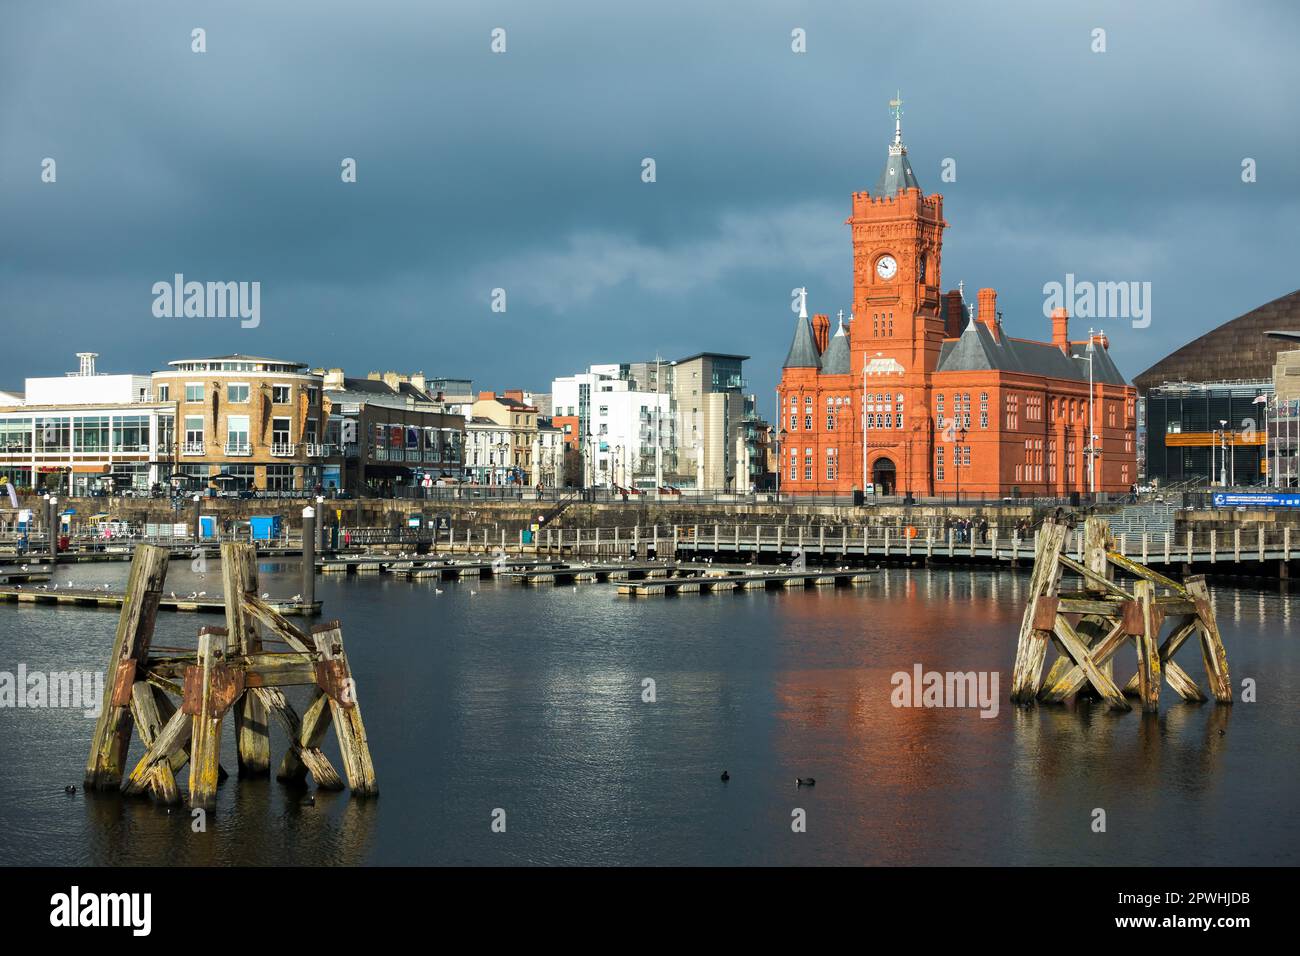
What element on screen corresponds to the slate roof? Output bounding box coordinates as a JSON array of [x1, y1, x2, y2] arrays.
[[935, 317, 1129, 386], [872, 147, 920, 197], [782, 315, 822, 369], [819, 319, 851, 374]]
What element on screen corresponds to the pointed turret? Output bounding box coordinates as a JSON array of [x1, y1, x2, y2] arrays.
[[871, 91, 921, 197], [820, 311, 851, 374], [783, 287, 822, 369]]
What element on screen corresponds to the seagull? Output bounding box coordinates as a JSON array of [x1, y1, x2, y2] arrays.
[[292, 594, 301, 602], [469, 589, 477, 596], [796, 777, 816, 787], [262, 592, 269, 599], [434, 588, 443, 595], [720, 771, 730, 782]]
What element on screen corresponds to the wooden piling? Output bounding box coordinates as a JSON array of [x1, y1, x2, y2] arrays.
[[1011, 517, 1232, 717], [84, 544, 169, 791], [311, 622, 378, 796]]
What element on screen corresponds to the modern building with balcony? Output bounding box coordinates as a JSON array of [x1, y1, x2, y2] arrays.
[[0, 353, 175, 495], [552, 366, 673, 490], [151, 354, 326, 493]]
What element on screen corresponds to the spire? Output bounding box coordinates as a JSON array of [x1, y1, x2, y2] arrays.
[[819, 311, 851, 374], [872, 91, 920, 197], [783, 288, 821, 369]]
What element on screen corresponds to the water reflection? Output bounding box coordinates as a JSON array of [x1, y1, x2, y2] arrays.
[[0, 560, 1296, 866]]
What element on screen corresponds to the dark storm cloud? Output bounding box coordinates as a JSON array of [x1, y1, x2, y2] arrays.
[[1, 0, 1297, 412]]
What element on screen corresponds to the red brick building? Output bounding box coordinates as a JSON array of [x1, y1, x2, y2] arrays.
[[777, 110, 1137, 498]]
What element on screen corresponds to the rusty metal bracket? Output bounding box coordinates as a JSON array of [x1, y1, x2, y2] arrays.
[[314, 659, 355, 709], [110, 659, 137, 708], [1032, 595, 1060, 631]]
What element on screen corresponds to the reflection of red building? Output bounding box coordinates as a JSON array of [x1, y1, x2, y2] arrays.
[[778, 109, 1137, 498]]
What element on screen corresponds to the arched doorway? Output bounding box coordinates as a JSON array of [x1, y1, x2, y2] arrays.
[[872, 457, 897, 496]]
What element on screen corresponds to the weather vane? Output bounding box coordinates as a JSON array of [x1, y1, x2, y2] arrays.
[[889, 90, 903, 121], [889, 90, 904, 146]]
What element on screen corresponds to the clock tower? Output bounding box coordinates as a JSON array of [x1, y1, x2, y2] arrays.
[[847, 94, 948, 496]]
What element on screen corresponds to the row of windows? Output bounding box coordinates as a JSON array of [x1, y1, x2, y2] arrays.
[[787, 447, 841, 481], [0, 415, 161, 454], [935, 392, 1133, 433], [175, 383, 317, 405]]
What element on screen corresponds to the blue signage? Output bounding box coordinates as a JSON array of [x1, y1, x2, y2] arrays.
[[1212, 492, 1300, 508]]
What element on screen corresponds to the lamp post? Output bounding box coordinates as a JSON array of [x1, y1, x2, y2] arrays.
[[1219, 420, 1229, 487], [954, 424, 968, 506], [776, 427, 787, 503], [316, 494, 327, 551], [192, 493, 202, 541], [1086, 329, 1098, 496]]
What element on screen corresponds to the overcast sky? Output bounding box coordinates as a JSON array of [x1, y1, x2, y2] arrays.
[[2, 0, 1297, 415]]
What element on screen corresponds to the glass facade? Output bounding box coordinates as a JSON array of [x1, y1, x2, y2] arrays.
[[1142, 382, 1269, 486]]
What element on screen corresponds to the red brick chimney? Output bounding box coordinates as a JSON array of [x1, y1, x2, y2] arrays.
[[504, 389, 525, 402], [944, 290, 964, 337], [812, 313, 830, 353], [1051, 307, 1069, 353], [978, 288, 999, 341], [477, 390, 496, 401]]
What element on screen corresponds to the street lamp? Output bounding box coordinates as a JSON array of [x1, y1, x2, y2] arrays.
[[776, 427, 787, 503], [954, 424, 968, 505], [1219, 419, 1229, 488]]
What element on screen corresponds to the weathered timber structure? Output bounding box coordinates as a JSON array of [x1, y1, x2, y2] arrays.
[[84, 542, 376, 810], [1010, 517, 1231, 713]]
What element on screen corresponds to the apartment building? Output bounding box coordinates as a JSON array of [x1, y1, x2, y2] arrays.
[[152, 354, 327, 493]]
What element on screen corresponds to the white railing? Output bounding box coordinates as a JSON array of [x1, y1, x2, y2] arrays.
[[270, 442, 296, 457], [305, 443, 329, 457], [225, 441, 251, 456], [182, 441, 205, 455]]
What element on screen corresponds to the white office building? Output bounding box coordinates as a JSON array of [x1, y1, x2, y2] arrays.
[[0, 353, 175, 495]]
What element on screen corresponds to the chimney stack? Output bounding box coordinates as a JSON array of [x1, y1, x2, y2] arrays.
[[944, 290, 964, 336], [978, 288, 999, 340], [812, 313, 830, 353], [1051, 308, 1070, 353]]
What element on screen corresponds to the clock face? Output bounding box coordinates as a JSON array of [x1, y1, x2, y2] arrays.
[[876, 255, 897, 280]]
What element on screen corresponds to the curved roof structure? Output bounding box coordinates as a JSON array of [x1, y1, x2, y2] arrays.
[[1132, 289, 1300, 393]]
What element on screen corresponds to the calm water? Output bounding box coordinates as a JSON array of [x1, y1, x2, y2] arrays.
[[1, 558, 1298, 866]]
